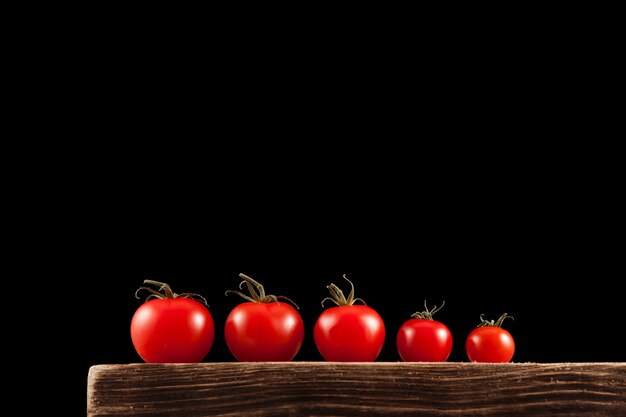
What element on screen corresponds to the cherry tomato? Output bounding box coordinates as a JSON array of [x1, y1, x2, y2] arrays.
[[397, 301, 452, 362], [314, 275, 385, 362], [130, 280, 214, 363], [224, 273, 304, 361], [465, 313, 515, 363]]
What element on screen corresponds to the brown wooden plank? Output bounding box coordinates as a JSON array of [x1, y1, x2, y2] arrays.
[[88, 362, 626, 416]]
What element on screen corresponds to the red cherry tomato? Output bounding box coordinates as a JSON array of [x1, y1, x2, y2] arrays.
[[130, 280, 214, 363], [397, 301, 452, 362], [314, 275, 385, 362], [224, 273, 304, 361], [465, 313, 515, 363]]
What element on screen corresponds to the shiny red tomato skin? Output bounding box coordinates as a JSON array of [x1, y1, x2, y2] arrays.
[[130, 298, 215, 363], [314, 305, 385, 362], [465, 326, 515, 363], [224, 302, 304, 361], [396, 318, 453, 362]]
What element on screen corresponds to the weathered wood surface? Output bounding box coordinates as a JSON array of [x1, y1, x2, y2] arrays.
[[88, 362, 626, 416]]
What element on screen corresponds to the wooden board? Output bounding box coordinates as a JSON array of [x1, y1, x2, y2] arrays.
[[88, 362, 626, 416]]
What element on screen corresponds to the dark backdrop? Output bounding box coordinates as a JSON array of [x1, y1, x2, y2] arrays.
[[78, 212, 623, 413], [72, 151, 623, 416], [45, 17, 623, 415]]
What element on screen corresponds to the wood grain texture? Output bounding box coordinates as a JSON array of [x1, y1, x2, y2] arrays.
[[88, 362, 626, 416]]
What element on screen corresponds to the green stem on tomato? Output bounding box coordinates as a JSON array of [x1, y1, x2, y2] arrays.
[[477, 313, 513, 327], [135, 280, 208, 306], [410, 300, 445, 320], [142, 279, 176, 298], [321, 274, 366, 307], [225, 273, 299, 309]]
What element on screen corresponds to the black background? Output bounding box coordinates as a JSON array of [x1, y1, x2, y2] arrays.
[[30, 13, 624, 416], [67, 34, 623, 412], [76, 184, 624, 414]]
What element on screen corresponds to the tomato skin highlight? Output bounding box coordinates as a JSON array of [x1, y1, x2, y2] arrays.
[[465, 326, 515, 363], [314, 305, 386, 362], [224, 302, 304, 361], [130, 298, 215, 363], [396, 318, 453, 362]]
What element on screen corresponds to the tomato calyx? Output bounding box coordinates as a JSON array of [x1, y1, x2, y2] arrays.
[[321, 274, 367, 307], [135, 279, 209, 306], [225, 273, 299, 308], [410, 300, 445, 320], [477, 312, 513, 328]]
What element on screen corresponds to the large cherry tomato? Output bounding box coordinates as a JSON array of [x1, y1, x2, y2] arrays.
[[130, 280, 214, 363], [466, 313, 515, 363], [224, 273, 304, 361], [397, 301, 452, 362], [314, 275, 385, 362]]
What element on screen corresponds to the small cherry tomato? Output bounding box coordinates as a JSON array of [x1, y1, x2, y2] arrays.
[[314, 274, 385, 362], [131, 280, 214, 363], [397, 301, 453, 362], [224, 273, 304, 361], [465, 313, 515, 363]]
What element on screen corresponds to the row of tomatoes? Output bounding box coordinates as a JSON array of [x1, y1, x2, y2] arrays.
[[130, 274, 515, 364]]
